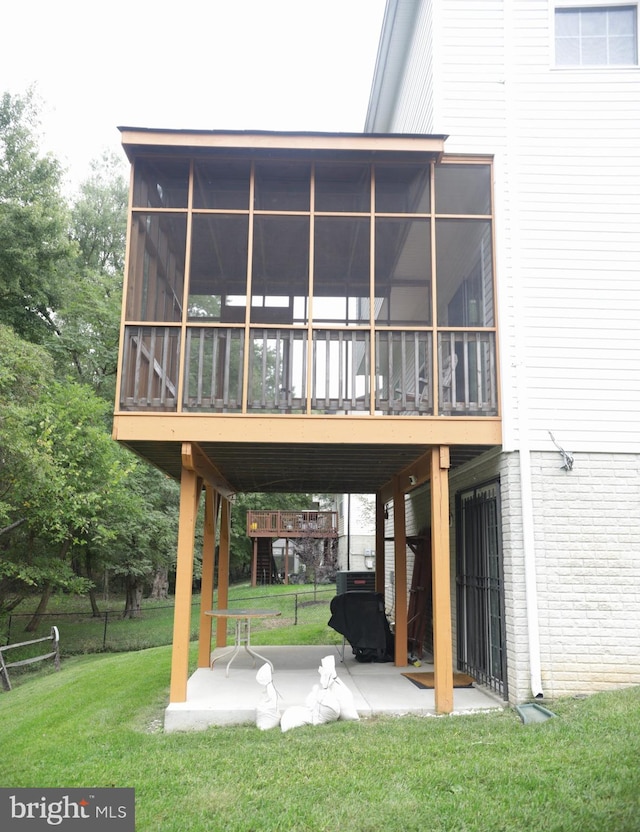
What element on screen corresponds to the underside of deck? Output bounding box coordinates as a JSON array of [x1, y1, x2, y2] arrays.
[[113, 412, 500, 496]]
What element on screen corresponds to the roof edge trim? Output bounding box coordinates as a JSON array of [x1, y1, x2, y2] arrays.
[[365, 0, 421, 133], [118, 127, 446, 158]]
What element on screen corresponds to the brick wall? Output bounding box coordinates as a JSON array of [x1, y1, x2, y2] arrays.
[[398, 452, 640, 702], [451, 449, 640, 703], [382, 449, 640, 703], [531, 452, 640, 699]]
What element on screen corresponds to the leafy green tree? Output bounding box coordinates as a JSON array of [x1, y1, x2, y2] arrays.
[[0, 326, 51, 534], [0, 91, 181, 623], [20, 381, 137, 629], [0, 326, 93, 613], [0, 90, 74, 342], [104, 464, 179, 617], [48, 152, 128, 400], [71, 151, 127, 276]]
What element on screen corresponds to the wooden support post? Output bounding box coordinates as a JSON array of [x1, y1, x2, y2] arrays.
[[198, 487, 219, 669], [284, 539, 289, 585], [251, 538, 258, 587], [431, 446, 453, 714], [216, 497, 231, 647], [392, 476, 408, 666], [375, 492, 386, 594], [169, 467, 200, 703]]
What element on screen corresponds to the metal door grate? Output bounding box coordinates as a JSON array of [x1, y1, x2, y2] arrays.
[[456, 481, 507, 698]]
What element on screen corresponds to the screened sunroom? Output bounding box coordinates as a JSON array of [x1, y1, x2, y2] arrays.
[[118, 130, 498, 420]]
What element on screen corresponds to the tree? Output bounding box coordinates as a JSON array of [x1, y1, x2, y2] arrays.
[[105, 464, 179, 617], [0, 327, 80, 613], [48, 152, 128, 400], [0, 90, 181, 624], [70, 151, 128, 276], [0, 325, 52, 533], [16, 381, 138, 630], [293, 536, 338, 596], [0, 90, 75, 342]]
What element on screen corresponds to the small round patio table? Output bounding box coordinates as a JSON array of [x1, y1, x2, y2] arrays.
[[205, 609, 281, 676]]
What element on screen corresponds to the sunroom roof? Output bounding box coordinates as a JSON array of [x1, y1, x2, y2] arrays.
[[118, 127, 447, 162]]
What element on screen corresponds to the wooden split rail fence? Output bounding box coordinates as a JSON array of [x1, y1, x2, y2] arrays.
[[0, 626, 60, 691]]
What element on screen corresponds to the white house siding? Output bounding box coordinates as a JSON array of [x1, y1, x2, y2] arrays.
[[382, 497, 418, 631], [436, 0, 640, 454], [336, 494, 376, 572], [503, 15, 640, 454], [378, 0, 640, 454], [368, 0, 640, 702], [391, 0, 436, 132]]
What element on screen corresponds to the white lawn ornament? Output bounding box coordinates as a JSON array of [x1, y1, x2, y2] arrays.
[[255, 663, 281, 730], [278, 654, 359, 732], [280, 704, 314, 733], [306, 655, 341, 726], [324, 655, 359, 722]]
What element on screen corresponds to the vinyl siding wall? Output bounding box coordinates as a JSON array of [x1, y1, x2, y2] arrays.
[[336, 494, 375, 572], [391, 0, 436, 131], [372, 0, 640, 702], [383, 0, 640, 454]]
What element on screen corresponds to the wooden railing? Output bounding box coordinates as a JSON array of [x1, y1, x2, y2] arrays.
[[183, 327, 244, 412], [247, 329, 307, 413], [437, 331, 497, 416], [120, 325, 179, 411], [0, 626, 60, 691], [375, 330, 432, 414], [247, 511, 338, 538], [311, 330, 370, 413], [119, 325, 497, 416]]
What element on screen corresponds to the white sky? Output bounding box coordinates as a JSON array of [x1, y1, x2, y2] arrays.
[[2, 0, 386, 193]]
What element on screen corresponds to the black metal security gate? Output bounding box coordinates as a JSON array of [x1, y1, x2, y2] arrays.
[[456, 481, 507, 698]]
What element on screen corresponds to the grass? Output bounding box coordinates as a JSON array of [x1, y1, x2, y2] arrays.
[[0, 644, 638, 832]]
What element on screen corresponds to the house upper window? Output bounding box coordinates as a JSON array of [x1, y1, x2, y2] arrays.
[[555, 5, 638, 66]]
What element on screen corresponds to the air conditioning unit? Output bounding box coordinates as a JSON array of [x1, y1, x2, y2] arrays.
[[336, 571, 376, 594]]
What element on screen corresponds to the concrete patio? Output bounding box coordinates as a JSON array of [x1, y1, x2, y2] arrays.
[[164, 644, 505, 732]]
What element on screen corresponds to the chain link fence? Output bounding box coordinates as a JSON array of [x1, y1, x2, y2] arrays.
[[2, 587, 337, 658]]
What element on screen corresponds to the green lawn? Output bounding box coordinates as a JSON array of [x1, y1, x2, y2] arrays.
[[0, 645, 638, 832]]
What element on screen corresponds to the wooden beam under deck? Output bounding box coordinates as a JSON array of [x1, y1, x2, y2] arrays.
[[114, 414, 501, 448], [378, 447, 450, 503], [181, 442, 235, 499]]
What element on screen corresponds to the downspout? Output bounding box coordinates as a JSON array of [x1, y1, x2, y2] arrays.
[[502, 0, 543, 701], [507, 196, 544, 699], [346, 494, 351, 570], [517, 424, 544, 699]]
